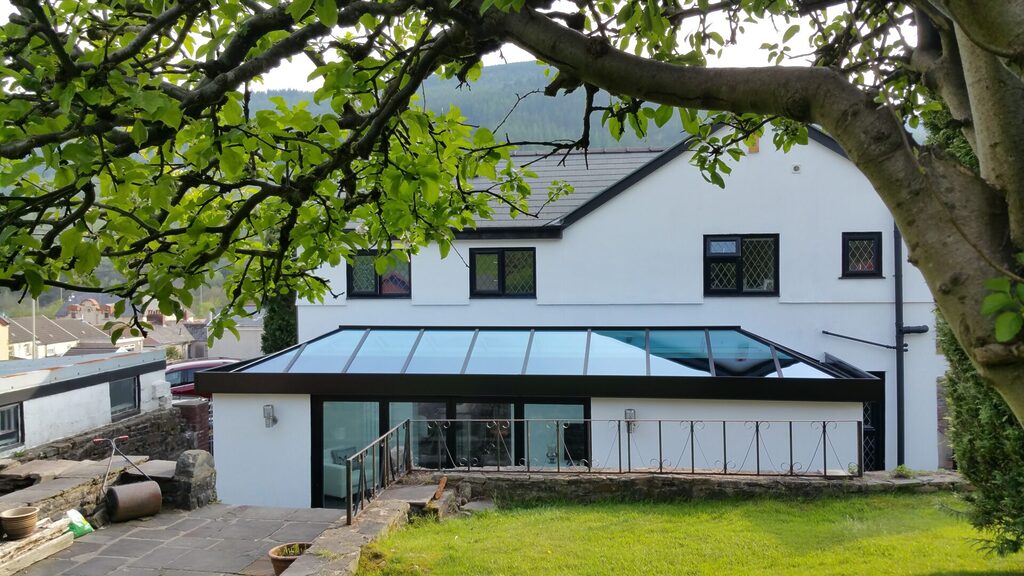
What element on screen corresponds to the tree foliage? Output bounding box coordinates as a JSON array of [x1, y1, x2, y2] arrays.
[[4, 1, 1024, 422], [261, 288, 297, 354]]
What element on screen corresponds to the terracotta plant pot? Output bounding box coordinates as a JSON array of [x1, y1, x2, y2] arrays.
[[1, 506, 39, 540], [268, 542, 311, 575]]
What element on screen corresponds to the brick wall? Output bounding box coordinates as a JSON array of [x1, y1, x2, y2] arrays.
[[176, 400, 211, 452], [19, 406, 208, 462]]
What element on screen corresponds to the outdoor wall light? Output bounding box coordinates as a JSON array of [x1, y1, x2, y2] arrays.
[[263, 404, 278, 428], [624, 408, 638, 433]]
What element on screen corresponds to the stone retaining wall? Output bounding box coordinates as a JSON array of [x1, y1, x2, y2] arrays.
[[20, 408, 195, 462], [419, 470, 967, 504]]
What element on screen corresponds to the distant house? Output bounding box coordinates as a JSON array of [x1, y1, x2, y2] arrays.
[[5, 316, 78, 359], [0, 351, 168, 457], [207, 306, 265, 361], [54, 318, 144, 356], [63, 297, 118, 325], [142, 311, 204, 360]]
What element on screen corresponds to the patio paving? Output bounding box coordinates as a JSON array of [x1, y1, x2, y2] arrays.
[[13, 504, 344, 576]]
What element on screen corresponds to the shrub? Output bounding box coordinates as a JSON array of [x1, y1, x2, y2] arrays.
[[937, 315, 1024, 554]]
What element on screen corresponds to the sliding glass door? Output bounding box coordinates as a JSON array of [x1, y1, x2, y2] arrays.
[[321, 401, 379, 508], [524, 404, 586, 468]]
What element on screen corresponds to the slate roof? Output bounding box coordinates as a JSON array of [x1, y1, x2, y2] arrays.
[[472, 147, 665, 229], [143, 323, 196, 347], [50, 318, 112, 343], [6, 316, 77, 346]]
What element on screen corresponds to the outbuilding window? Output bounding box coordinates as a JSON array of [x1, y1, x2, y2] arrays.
[[470, 248, 536, 298], [841, 232, 883, 278], [0, 403, 23, 450], [110, 376, 140, 420], [704, 235, 779, 296], [347, 251, 412, 298]]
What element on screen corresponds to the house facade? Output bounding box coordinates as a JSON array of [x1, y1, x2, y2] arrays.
[[203, 131, 946, 508]]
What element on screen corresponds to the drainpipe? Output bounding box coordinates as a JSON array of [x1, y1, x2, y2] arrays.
[[894, 223, 905, 466]]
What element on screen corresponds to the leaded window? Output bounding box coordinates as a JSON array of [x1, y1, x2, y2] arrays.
[[842, 232, 883, 278], [346, 251, 412, 298], [470, 248, 536, 297], [703, 235, 779, 296]]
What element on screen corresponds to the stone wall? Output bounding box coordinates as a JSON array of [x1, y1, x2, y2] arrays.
[[176, 400, 211, 452], [20, 408, 197, 462], [420, 470, 968, 505]]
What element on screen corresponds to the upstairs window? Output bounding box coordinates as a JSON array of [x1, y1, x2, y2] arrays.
[[110, 376, 140, 421], [347, 251, 412, 298], [470, 248, 536, 298], [704, 235, 779, 296], [842, 232, 883, 278]]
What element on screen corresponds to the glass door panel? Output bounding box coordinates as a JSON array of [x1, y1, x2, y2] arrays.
[[322, 401, 379, 508], [454, 402, 513, 468], [390, 402, 447, 469], [524, 404, 586, 469]]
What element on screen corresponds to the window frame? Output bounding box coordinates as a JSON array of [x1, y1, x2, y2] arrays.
[[0, 402, 24, 452], [841, 232, 884, 279], [469, 248, 537, 299], [109, 376, 141, 421], [703, 234, 780, 297], [346, 250, 412, 299]]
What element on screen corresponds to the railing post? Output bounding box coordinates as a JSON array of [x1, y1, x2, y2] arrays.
[[658, 420, 663, 474], [857, 420, 864, 477], [556, 420, 562, 473], [722, 422, 727, 474], [437, 421, 444, 470], [822, 420, 828, 478], [626, 419, 632, 473], [690, 421, 695, 474], [788, 421, 794, 475], [617, 420, 623, 473], [371, 439, 377, 495], [346, 459, 353, 525], [405, 420, 412, 473], [755, 421, 761, 476], [496, 421, 502, 472], [526, 420, 531, 472], [586, 420, 593, 473]]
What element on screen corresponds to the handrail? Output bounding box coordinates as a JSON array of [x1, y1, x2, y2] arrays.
[[345, 419, 413, 525]]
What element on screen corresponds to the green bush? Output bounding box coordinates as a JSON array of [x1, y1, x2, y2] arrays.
[[937, 315, 1024, 554]]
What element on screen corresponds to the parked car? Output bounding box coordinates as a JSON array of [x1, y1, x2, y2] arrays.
[[166, 358, 238, 398]]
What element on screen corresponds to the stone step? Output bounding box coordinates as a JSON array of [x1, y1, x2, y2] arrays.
[[377, 484, 438, 509], [122, 459, 177, 481], [57, 455, 149, 479], [0, 459, 81, 481]]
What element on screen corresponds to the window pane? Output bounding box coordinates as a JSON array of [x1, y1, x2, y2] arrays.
[[708, 261, 737, 290], [351, 254, 378, 294], [346, 330, 419, 373], [649, 330, 712, 376], [0, 404, 20, 449], [776, 350, 836, 378], [587, 330, 647, 375], [847, 239, 877, 273], [322, 401, 379, 508], [708, 239, 739, 255], [742, 237, 776, 292], [504, 250, 535, 295], [245, 348, 298, 372], [464, 330, 530, 374], [110, 377, 137, 415], [473, 253, 500, 292], [289, 330, 365, 373], [390, 402, 448, 468], [380, 260, 411, 295], [525, 331, 587, 375], [524, 404, 585, 469], [405, 330, 475, 374], [708, 330, 776, 377]]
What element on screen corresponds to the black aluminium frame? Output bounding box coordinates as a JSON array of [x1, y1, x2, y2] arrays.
[[310, 396, 590, 507], [703, 234, 781, 297], [468, 248, 537, 298], [841, 232, 884, 278], [345, 250, 412, 299]]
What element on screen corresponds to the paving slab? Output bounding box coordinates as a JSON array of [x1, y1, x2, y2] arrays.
[[0, 459, 81, 480], [4, 477, 89, 502], [378, 484, 437, 506], [59, 456, 149, 479], [121, 460, 176, 481]]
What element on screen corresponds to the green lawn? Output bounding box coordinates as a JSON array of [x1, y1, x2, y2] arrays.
[[359, 494, 1024, 575]]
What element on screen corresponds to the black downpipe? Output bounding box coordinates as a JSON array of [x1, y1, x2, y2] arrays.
[[894, 223, 906, 466]]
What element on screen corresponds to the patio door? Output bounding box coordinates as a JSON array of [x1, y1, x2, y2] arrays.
[[523, 404, 586, 469], [320, 401, 379, 508], [453, 402, 514, 467]]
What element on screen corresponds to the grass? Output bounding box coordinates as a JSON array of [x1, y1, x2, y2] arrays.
[[358, 494, 1024, 575]]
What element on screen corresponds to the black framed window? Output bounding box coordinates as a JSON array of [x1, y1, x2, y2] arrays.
[[470, 248, 536, 298], [110, 376, 140, 420], [346, 251, 411, 298], [0, 403, 23, 450], [703, 234, 779, 296], [842, 232, 883, 278]]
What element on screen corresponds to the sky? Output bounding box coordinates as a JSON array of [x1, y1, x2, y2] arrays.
[[0, 1, 810, 91]]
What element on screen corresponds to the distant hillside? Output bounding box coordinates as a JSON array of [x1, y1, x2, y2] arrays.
[[250, 62, 685, 149]]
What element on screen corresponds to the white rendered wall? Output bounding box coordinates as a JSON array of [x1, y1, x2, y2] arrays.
[[298, 139, 947, 470], [208, 327, 263, 361], [591, 399, 863, 475], [213, 393, 311, 507]]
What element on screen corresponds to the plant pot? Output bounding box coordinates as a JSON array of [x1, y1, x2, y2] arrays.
[[1, 506, 39, 540], [268, 542, 311, 575]]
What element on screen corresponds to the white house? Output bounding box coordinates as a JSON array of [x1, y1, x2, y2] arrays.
[[201, 129, 946, 509], [0, 350, 169, 457]]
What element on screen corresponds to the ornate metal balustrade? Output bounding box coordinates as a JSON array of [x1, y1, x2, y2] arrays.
[[345, 418, 862, 525]]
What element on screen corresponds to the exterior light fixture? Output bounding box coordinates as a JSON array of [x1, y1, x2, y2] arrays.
[[263, 404, 277, 428], [624, 408, 637, 433]]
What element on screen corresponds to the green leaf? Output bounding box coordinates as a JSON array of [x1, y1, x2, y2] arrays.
[[985, 277, 1012, 294], [995, 311, 1024, 342], [783, 24, 800, 43], [653, 105, 673, 128], [982, 292, 1014, 316], [287, 0, 315, 21], [315, 0, 338, 27], [220, 147, 245, 179]]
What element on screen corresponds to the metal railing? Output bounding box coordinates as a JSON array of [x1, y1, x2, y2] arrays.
[[345, 420, 413, 525], [342, 418, 862, 525]]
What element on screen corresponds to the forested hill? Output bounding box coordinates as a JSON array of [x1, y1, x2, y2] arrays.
[[250, 61, 686, 149]]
